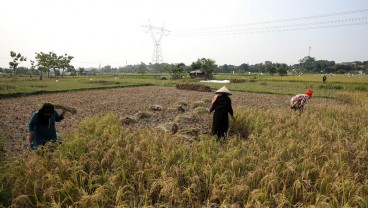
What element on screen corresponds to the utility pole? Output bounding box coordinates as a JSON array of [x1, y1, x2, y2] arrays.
[[309, 46, 311, 57], [142, 21, 170, 80]]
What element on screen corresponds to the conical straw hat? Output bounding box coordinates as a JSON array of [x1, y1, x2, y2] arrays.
[[215, 86, 232, 95]]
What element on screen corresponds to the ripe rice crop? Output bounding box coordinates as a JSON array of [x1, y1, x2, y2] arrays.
[[1, 91, 367, 207]]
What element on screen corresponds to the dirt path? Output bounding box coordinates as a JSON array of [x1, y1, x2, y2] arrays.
[[0, 86, 343, 157]]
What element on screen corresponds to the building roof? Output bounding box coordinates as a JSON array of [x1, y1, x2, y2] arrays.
[[190, 70, 203, 74]]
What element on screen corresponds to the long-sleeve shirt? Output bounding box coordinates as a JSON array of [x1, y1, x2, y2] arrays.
[[210, 94, 234, 135], [28, 111, 64, 147], [290, 94, 309, 107]]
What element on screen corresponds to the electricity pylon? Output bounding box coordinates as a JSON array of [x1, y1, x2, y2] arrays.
[[142, 22, 170, 64]]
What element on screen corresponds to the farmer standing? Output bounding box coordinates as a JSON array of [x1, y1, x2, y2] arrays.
[[28, 103, 65, 149], [210, 86, 234, 141], [322, 75, 327, 84], [290, 89, 314, 113]]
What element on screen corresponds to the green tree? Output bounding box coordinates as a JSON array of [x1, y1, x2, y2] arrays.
[[265, 61, 273, 74], [299, 56, 316, 72], [238, 63, 249, 73], [78, 67, 85, 75], [191, 58, 216, 79], [170, 63, 186, 80], [277, 67, 287, 76], [9, 51, 27, 76], [30, 60, 35, 78], [138, 62, 147, 77], [269, 67, 277, 75], [35, 52, 52, 78], [59, 54, 74, 77], [250, 63, 266, 73], [49, 52, 59, 77], [35, 52, 73, 78]]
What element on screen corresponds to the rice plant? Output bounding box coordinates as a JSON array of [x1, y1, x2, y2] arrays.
[[1, 92, 368, 207]]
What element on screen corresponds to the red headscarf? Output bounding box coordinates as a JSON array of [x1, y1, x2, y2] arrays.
[[304, 89, 314, 97]]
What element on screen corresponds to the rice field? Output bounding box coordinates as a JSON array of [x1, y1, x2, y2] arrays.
[[0, 78, 367, 207]]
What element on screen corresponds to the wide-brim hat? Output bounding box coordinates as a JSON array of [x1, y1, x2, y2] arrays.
[[215, 86, 232, 95]]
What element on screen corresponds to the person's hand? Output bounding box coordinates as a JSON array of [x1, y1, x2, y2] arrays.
[[61, 108, 66, 116], [28, 133, 34, 142]]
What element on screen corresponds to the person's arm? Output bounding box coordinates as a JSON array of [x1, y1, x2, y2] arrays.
[[210, 103, 215, 113], [210, 95, 218, 113], [228, 98, 234, 119], [28, 113, 38, 142], [55, 109, 65, 122], [300, 96, 308, 105]]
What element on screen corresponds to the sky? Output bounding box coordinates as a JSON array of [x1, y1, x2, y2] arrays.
[[0, 0, 367, 69]]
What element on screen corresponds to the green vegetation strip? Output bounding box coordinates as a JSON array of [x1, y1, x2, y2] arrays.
[[0, 83, 154, 99], [1, 74, 367, 99]]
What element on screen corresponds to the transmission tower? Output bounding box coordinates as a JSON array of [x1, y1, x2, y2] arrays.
[[142, 22, 170, 64]]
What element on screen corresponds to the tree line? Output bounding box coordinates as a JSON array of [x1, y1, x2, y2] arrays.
[[97, 56, 368, 79], [1, 51, 367, 79], [3, 51, 74, 79]]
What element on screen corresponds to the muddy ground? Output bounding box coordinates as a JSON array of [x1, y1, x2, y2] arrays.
[[0, 86, 343, 157]]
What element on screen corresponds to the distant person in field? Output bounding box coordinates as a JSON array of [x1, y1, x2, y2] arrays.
[[28, 103, 65, 150], [210, 86, 234, 141], [322, 75, 327, 84], [290, 90, 314, 113]]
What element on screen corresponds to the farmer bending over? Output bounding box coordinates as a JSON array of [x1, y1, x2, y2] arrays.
[[28, 103, 65, 149], [210, 86, 234, 141], [290, 89, 314, 113]]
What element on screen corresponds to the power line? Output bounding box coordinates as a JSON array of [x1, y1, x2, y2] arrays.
[[173, 8, 368, 33], [172, 16, 368, 37]]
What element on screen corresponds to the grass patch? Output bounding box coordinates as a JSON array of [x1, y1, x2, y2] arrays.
[[1, 73, 368, 99], [0, 75, 175, 98], [260, 82, 267, 86], [87, 80, 121, 85], [0, 134, 11, 207], [354, 86, 368, 91], [318, 84, 344, 90]]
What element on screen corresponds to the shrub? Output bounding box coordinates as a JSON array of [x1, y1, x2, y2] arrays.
[[318, 84, 343, 90], [354, 86, 367, 91], [260, 82, 267, 86], [230, 78, 247, 83]]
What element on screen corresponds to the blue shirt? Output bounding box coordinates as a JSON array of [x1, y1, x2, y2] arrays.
[[28, 111, 64, 147]]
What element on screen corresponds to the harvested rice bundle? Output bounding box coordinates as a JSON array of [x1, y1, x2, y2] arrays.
[[37, 103, 77, 114], [176, 83, 212, 92]]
